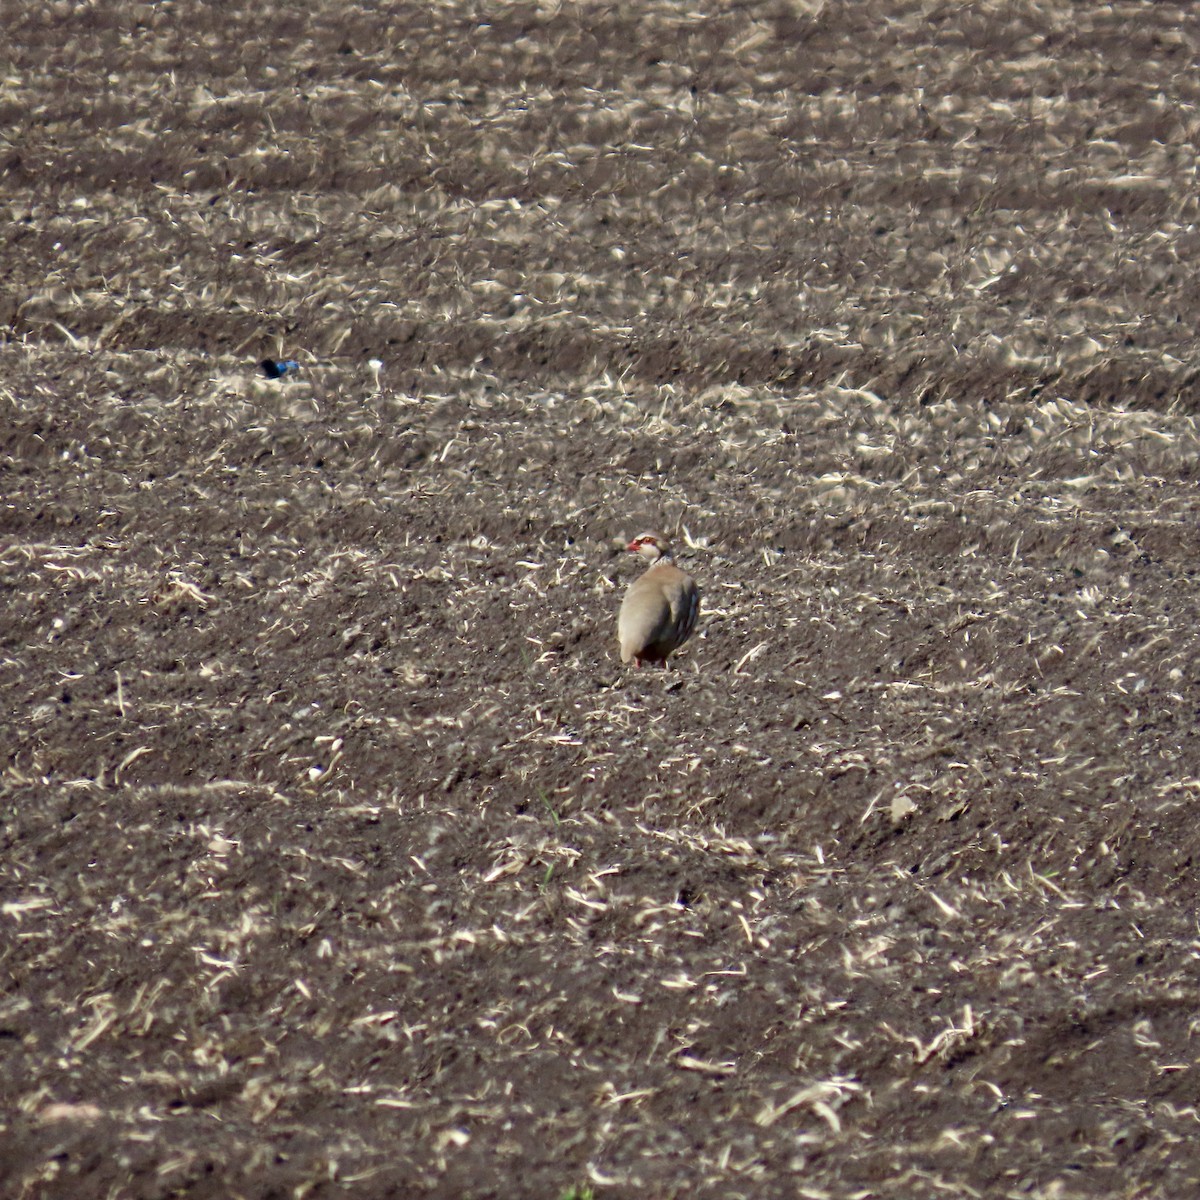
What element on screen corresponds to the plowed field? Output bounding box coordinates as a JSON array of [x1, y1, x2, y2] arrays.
[[6, 3, 1200, 1197]]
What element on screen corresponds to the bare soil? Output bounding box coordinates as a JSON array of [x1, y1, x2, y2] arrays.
[[6, 2, 1200, 1197]]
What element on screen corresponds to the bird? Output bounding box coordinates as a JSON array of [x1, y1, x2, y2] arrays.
[[617, 531, 700, 668]]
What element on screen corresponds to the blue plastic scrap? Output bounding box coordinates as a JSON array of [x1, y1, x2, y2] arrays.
[[261, 358, 300, 379]]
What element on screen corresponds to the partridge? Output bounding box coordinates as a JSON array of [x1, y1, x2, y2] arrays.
[[617, 532, 700, 668]]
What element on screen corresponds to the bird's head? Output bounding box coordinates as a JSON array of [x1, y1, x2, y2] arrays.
[[627, 531, 670, 563]]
